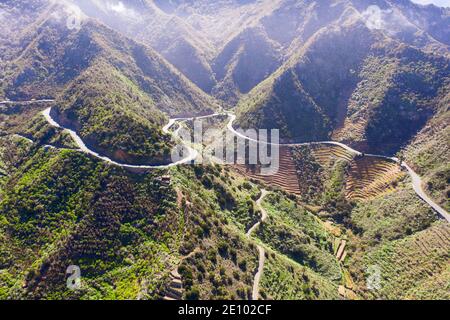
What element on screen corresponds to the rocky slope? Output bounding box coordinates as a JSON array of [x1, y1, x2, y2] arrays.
[[0, 0, 448, 301]]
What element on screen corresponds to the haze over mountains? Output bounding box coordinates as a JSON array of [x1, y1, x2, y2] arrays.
[[0, 0, 448, 215], [0, 0, 449, 301], [0, 0, 448, 210], [3, 0, 447, 152], [66, 0, 450, 102]]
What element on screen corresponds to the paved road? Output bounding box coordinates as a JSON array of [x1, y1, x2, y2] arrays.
[[6, 99, 446, 222], [42, 107, 198, 169], [0, 99, 55, 105], [226, 113, 449, 222], [402, 163, 450, 222], [226, 113, 363, 155], [247, 189, 269, 301], [42, 107, 450, 222]]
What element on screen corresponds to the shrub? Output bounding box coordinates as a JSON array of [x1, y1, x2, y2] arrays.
[[185, 287, 200, 300], [238, 259, 247, 272], [218, 241, 229, 257]]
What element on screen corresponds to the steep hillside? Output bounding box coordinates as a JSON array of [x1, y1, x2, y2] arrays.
[[0, 147, 184, 299], [0, 143, 264, 299], [2, 8, 217, 116], [403, 93, 450, 211], [347, 186, 448, 300], [236, 11, 373, 142], [152, 0, 280, 48], [71, 0, 218, 93], [212, 27, 283, 104], [55, 0, 450, 109], [279, 141, 449, 300], [354, 0, 450, 52], [0, 0, 448, 302], [0, 0, 50, 64], [54, 62, 174, 166], [349, 46, 449, 154], [0, 145, 344, 300], [1, 2, 219, 164], [236, 7, 449, 153]]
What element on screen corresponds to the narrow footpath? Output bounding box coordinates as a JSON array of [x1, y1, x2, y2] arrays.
[[247, 189, 269, 301]]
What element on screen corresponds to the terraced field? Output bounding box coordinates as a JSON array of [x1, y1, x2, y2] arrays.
[[332, 118, 367, 144], [361, 221, 450, 300], [163, 269, 184, 301], [234, 144, 406, 203], [346, 157, 406, 201], [260, 250, 340, 300], [310, 145, 354, 166], [234, 146, 301, 195]]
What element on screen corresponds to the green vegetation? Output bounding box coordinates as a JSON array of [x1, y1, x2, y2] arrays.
[[257, 193, 342, 282], [236, 19, 449, 154], [350, 221, 450, 300], [320, 160, 351, 223], [364, 49, 449, 154], [290, 145, 353, 223], [345, 183, 448, 300], [290, 146, 325, 204], [350, 187, 436, 244], [236, 68, 331, 142], [56, 62, 174, 165], [161, 165, 263, 300], [212, 27, 282, 104], [1, 8, 218, 164], [236, 18, 373, 142], [260, 250, 339, 300], [0, 145, 181, 299], [0, 0, 448, 301], [179, 236, 257, 300], [404, 95, 450, 211]]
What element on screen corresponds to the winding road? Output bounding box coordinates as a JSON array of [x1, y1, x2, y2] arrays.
[[42, 107, 199, 169], [227, 113, 363, 155], [226, 113, 449, 222], [0, 99, 55, 105], [4, 98, 449, 303], [247, 189, 269, 301], [402, 163, 450, 222], [2, 99, 448, 222], [247, 190, 269, 238]]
